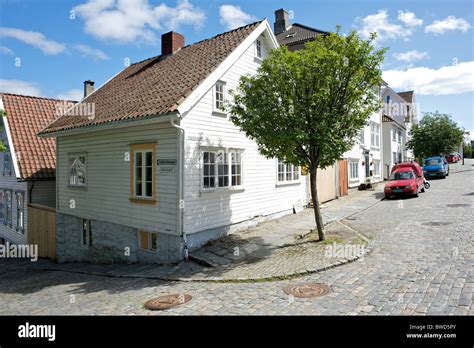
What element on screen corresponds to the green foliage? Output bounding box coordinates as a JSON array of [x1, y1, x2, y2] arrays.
[[0, 109, 6, 152], [463, 143, 473, 158], [229, 28, 386, 170], [406, 112, 464, 159]]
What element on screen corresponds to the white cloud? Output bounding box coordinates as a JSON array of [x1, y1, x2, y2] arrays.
[[356, 10, 413, 42], [0, 45, 13, 55], [398, 10, 423, 27], [393, 50, 429, 62], [383, 61, 474, 95], [0, 79, 42, 96], [425, 16, 471, 34], [0, 27, 65, 55], [55, 89, 83, 101], [73, 44, 108, 60], [219, 5, 257, 30], [74, 0, 205, 43]]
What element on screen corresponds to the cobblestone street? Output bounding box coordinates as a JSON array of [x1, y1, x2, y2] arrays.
[[0, 162, 472, 315]]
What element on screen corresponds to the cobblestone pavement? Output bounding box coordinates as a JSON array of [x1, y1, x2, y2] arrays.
[[0, 168, 472, 315]]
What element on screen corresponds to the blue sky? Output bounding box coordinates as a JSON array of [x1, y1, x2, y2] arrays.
[[0, 0, 473, 135]]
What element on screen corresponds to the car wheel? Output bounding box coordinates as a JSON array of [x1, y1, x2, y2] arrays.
[[384, 194, 390, 200], [421, 186, 425, 193]]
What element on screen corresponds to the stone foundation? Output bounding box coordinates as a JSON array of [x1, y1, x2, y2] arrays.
[[56, 213, 183, 264]]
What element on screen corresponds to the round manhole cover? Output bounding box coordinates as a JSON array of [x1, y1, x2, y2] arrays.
[[421, 221, 452, 226], [144, 293, 192, 310], [283, 283, 330, 298], [446, 204, 471, 208]]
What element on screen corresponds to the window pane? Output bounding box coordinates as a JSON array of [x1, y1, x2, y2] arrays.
[[146, 167, 152, 182], [146, 151, 152, 166], [146, 182, 152, 197]]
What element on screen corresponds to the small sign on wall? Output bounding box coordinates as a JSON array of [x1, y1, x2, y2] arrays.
[[157, 158, 177, 174]]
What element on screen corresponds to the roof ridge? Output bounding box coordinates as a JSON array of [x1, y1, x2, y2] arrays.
[[0, 92, 77, 103], [131, 19, 264, 67], [291, 22, 329, 34]]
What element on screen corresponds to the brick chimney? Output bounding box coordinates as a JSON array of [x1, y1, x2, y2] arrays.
[[274, 9, 289, 35], [161, 31, 185, 56], [83, 80, 94, 98]]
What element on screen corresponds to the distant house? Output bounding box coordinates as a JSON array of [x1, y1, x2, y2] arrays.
[[381, 86, 418, 179], [0, 93, 73, 245], [39, 20, 309, 264]]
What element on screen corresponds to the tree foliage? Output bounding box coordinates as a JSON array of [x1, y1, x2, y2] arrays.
[[406, 112, 464, 159], [229, 28, 386, 239]]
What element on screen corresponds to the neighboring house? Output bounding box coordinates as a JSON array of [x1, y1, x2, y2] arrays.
[[0, 93, 72, 244], [381, 86, 418, 179], [272, 9, 340, 201], [342, 90, 384, 188], [39, 20, 309, 264]]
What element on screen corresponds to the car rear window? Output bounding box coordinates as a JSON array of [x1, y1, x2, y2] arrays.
[[390, 171, 415, 180], [425, 159, 441, 166]]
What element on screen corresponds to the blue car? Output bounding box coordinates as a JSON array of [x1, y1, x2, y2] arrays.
[[423, 156, 449, 179]]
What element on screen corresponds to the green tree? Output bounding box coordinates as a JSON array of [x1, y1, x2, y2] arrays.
[[229, 28, 385, 240], [0, 109, 6, 152], [406, 112, 464, 160]]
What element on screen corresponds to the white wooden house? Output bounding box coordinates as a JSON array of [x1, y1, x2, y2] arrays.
[[39, 20, 309, 264], [0, 93, 67, 245]]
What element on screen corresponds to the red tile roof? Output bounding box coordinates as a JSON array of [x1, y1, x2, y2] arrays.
[[1, 93, 75, 180], [40, 21, 263, 135]]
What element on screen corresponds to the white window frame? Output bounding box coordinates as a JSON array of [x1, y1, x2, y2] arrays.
[[349, 160, 359, 181], [133, 149, 154, 199], [4, 190, 12, 226], [373, 160, 380, 178], [201, 148, 243, 192], [0, 190, 4, 222], [276, 159, 300, 185], [15, 191, 25, 233], [68, 153, 87, 187], [392, 152, 397, 165], [213, 81, 226, 114], [255, 38, 263, 59], [359, 129, 365, 145], [370, 122, 380, 148]]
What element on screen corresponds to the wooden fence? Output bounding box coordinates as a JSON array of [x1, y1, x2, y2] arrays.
[[27, 203, 56, 258]]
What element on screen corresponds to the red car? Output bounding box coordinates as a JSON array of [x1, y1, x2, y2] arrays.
[[447, 153, 460, 163], [384, 168, 425, 199]]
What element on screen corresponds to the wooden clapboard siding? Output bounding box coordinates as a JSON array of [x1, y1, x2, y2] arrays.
[[56, 122, 179, 235], [182, 34, 308, 234], [29, 180, 56, 208], [27, 203, 55, 258], [0, 126, 28, 244]]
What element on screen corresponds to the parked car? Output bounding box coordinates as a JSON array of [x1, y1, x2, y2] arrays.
[[446, 153, 460, 163], [384, 169, 425, 199], [423, 156, 449, 178], [391, 161, 424, 178]]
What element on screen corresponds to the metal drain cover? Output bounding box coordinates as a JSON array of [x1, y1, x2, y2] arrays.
[[446, 204, 471, 208], [144, 293, 192, 310], [421, 221, 452, 226], [283, 283, 330, 298]]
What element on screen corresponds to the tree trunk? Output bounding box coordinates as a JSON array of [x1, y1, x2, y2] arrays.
[[309, 167, 325, 240]]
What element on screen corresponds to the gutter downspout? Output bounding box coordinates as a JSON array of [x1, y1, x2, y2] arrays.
[[170, 113, 187, 261]]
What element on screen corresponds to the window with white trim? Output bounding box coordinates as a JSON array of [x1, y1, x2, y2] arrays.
[[3, 152, 11, 176], [277, 159, 300, 183], [392, 128, 397, 141], [214, 81, 226, 112], [373, 160, 380, 177], [16, 192, 24, 233], [370, 122, 380, 147], [359, 129, 364, 144], [202, 149, 242, 189], [397, 130, 402, 143], [139, 230, 157, 252], [349, 161, 359, 180], [4, 190, 12, 226], [0, 191, 4, 221], [392, 152, 397, 164], [255, 39, 262, 59], [68, 154, 86, 187]]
